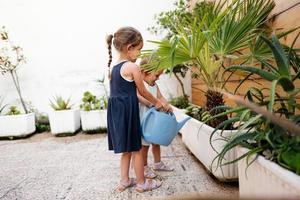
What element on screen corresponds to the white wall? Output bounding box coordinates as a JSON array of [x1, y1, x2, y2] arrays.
[[0, 0, 176, 113]]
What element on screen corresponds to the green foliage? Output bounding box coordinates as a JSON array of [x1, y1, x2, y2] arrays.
[[147, 0, 192, 38], [35, 124, 50, 133], [35, 112, 50, 133], [185, 104, 204, 121], [211, 34, 300, 175], [6, 106, 21, 115], [80, 91, 107, 111], [169, 95, 189, 109], [49, 96, 73, 111]]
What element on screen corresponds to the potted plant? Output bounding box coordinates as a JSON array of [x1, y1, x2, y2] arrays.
[[80, 91, 107, 133], [0, 105, 35, 139], [0, 27, 36, 138], [213, 33, 300, 198], [142, 0, 275, 181], [48, 95, 80, 136]]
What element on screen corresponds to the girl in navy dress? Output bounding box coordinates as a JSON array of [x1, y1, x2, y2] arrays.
[[106, 27, 164, 192]]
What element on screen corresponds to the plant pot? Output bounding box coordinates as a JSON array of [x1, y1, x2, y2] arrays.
[[237, 146, 300, 199], [80, 109, 107, 131], [48, 109, 80, 135], [0, 113, 36, 138], [173, 107, 238, 181]]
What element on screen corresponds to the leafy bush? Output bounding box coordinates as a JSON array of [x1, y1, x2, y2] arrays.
[[169, 95, 189, 109], [211, 33, 300, 175], [35, 112, 50, 133], [80, 91, 107, 111]]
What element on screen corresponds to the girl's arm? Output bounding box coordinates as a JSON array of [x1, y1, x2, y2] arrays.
[[137, 90, 153, 107], [156, 84, 173, 112], [126, 62, 163, 110]]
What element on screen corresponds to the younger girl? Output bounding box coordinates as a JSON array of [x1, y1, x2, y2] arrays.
[[138, 58, 174, 179], [106, 27, 163, 193]]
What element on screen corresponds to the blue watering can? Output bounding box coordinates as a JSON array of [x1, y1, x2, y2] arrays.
[[141, 107, 191, 146]]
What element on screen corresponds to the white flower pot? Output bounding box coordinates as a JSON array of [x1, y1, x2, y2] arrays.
[[237, 147, 300, 199], [80, 109, 107, 131], [0, 113, 36, 137], [48, 109, 80, 135], [173, 106, 238, 181]]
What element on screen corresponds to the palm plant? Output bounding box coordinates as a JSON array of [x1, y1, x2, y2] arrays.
[[0, 26, 28, 113], [142, 0, 275, 127], [208, 33, 300, 175]]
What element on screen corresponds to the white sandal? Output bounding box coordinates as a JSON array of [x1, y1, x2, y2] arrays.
[[135, 179, 162, 193], [114, 178, 136, 192], [153, 161, 174, 171], [144, 165, 157, 179]]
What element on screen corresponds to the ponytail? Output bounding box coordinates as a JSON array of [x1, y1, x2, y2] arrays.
[[106, 34, 113, 79]]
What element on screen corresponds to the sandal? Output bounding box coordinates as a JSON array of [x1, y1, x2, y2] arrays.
[[114, 178, 136, 192], [153, 161, 174, 171], [144, 166, 157, 179], [135, 179, 162, 193]]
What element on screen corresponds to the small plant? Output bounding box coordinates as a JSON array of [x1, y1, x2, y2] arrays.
[[185, 104, 204, 121], [49, 96, 72, 110], [6, 106, 21, 115], [35, 112, 50, 133], [80, 91, 107, 111], [169, 95, 189, 109]]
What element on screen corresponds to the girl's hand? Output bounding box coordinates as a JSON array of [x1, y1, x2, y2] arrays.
[[154, 100, 164, 111], [164, 104, 173, 113], [163, 103, 173, 113]]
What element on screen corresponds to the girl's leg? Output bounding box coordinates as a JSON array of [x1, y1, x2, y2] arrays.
[[152, 144, 161, 163], [120, 152, 132, 182], [142, 145, 157, 179], [152, 145, 174, 171], [132, 149, 145, 184], [141, 145, 150, 166], [134, 148, 162, 193]]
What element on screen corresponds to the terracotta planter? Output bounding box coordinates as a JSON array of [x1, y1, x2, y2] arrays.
[[237, 147, 300, 199]]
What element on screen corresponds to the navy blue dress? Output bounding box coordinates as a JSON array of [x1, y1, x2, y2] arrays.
[[107, 61, 142, 153]]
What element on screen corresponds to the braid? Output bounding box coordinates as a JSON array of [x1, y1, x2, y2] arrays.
[[106, 34, 113, 79]]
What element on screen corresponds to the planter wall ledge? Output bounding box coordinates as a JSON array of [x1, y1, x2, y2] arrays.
[[237, 146, 300, 199], [172, 106, 238, 181], [0, 113, 36, 137]]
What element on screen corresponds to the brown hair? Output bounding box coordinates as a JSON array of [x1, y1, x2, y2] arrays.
[[106, 27, 143, 78]]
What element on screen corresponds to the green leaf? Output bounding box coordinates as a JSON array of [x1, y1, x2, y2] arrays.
[[226, 65, 278, 81], [261, 34, 290, 77]]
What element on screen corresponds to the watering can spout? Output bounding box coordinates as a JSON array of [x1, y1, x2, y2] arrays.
[[176, 116, 191, 132]]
